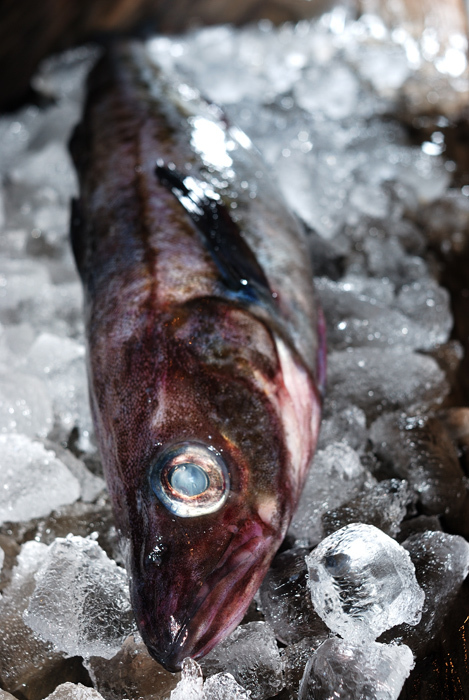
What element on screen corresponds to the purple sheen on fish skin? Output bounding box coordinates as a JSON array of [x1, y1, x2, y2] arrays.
[[70, 41, 323, 671]]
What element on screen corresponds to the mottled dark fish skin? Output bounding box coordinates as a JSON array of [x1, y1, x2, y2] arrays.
[[70, 42, 325, 672]]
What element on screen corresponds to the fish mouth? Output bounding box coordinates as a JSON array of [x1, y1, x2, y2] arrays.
[[142, 529, 274, 672]]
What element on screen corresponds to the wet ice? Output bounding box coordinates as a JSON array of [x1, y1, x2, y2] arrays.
[[306, 523, 425, 642], [0, 434, 80, 524], [298, 638, 414, 700], [288, 442, 375, 546], [25, 535, 136, 659], [201, 622, 283, 700]]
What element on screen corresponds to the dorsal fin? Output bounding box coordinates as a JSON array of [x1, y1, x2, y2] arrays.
[[155, 164, 271, 303]]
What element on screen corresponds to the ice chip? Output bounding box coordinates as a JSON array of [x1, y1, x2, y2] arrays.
[[298, 638, 414, 700], [322, 479, 413, 539], [204, 673, 251, 700], [0, 434, 80, 524], [289, 443, 375, 546], [306, 523, 425, 641], [294, 64, 360, 120], [43, 683, 106, 700], [315, 276, 437, 351], [392, 531, 469, 654], [25, 535, 136, 659], [201, 622, 283, 700], [25, 332, 92, 435], [0, 690, 18, 700], [0, 541, 72, 696], [370, 413, 465, 515], [9, 141, 77, 203], [318, 405, 368, 453], [0, 370, 53, 437], [326, 348, 449, 419], [170, 658, 204, 700], [44, 441, 105, 503], [395, 279, 452, 347]]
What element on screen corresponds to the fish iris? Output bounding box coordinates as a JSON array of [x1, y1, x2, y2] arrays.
[[169, 463, 209, 497]]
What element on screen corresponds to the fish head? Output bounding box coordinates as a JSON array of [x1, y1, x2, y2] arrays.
[[100, 298, 322, 671]]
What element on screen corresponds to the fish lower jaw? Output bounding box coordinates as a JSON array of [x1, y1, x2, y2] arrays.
[[148, 534, 275, 671]]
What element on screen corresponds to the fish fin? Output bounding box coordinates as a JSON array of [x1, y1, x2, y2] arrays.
[[155, 164, 271, 303]]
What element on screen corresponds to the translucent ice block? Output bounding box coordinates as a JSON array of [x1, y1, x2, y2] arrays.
[[0, 433, 80, 524], [25, 535, 135, 659], [298, 638, 414, 700], [306, 523, 424, 641]]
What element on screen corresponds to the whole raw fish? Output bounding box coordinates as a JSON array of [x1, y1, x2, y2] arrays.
[[70, 42, 325, 671]]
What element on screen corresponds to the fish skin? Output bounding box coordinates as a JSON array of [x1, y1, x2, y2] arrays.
[[70, 42, 325, 671]]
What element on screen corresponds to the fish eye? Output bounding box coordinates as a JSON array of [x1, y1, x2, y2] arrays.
[[150, 442, 230, 517]]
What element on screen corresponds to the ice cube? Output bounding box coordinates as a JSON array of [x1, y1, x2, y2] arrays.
[[294, 64, 360, 120], [201, 622, 283, 700], [281, 638, 327, 700], [0, 541, 77, 697], [395, 279, 452, 347], [259, 546, 328, 645], [387, 531, 469, 655], [43, 684, 106, 700], [86, 633, 179, 700], [325, 348, 449, 419], [322, 479, 413, 539], [204, 673, 251, 700], [0, 690, 18, 700], [288, 442, 375, 546], [317, 405, 368, 453], [0, 259, 51, 318], [0, 434, 80, 524], [9, 141, 77, 203], [370, 413, 465, 515], [355, 44, 411, 94], [306, 523, 425, 641], [170, 658, 204, 700], [315, 277, 437, 350], [25, 535, 136, 659], [44, 441, 105, 503], [298, 638, 414, 700], [25, 332, 92, 436], [0, 370, 53, 438]]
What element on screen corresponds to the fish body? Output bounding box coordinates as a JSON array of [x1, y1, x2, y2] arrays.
[[70, 42, 325, 671]]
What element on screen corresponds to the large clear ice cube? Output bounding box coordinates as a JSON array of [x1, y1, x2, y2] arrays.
[[298, 638, 414, 700], [25, 535, 136, 659], [306, 523, 425, 641]]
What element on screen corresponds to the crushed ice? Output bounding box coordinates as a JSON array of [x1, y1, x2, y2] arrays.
[[0, 5, 468, 700]]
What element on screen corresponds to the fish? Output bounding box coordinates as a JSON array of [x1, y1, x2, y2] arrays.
[[69, 41, 326, 672]]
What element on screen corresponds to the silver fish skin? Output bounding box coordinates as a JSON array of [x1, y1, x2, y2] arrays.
[[70, 41, 325, 672]]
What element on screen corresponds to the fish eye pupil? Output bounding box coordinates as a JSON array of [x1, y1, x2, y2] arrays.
[[169, 463, 209, 497]]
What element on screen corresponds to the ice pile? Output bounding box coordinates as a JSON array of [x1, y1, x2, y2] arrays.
[[0, 3, 469, 699]]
